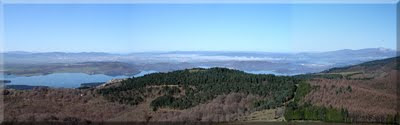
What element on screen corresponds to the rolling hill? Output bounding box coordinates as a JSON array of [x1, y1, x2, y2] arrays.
[[297, 56, 398, 123], [3, 56, 398, 123]]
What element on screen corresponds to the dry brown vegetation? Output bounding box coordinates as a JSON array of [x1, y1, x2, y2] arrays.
[[4, 88, 131, 122], [241, 107, 285, 122], [304, 69, 397, 122], [4, 87, 260, 122], [4, 57, 398, 123], [107, 90, 260, 122]]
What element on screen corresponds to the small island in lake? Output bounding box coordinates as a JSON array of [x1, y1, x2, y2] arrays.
[[78, 82, 105, 89]]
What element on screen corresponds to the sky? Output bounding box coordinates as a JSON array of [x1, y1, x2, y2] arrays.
[[3, 3, 397, 53]]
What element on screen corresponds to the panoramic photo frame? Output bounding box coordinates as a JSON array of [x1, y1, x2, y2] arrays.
[[0, 0, 399, 124]]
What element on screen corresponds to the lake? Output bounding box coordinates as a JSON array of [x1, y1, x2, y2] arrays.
[[2, 70, 295, 88], [2, 70, 157, 88]]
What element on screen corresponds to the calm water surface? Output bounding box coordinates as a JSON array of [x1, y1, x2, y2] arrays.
[[3, 70, 157, 88]]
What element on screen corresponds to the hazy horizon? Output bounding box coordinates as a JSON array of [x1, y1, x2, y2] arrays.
[[2, 47, 396, 54]]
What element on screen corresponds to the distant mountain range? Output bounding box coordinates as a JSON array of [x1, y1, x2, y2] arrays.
[[2, 48, 397, 76]]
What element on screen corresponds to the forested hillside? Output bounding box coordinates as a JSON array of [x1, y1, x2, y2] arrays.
[[98, 68, 298, 111]]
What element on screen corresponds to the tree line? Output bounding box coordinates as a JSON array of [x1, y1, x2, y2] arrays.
[[98, 67, 299, 110]]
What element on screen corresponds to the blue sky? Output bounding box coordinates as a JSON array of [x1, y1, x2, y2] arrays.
[[3, 4, 397, 53]]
